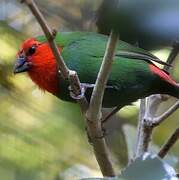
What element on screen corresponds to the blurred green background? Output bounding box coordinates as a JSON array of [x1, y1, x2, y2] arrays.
[[0, 0, 179, 179]]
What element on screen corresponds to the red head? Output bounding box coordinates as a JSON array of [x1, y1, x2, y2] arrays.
[[14, 38, 60, 95]]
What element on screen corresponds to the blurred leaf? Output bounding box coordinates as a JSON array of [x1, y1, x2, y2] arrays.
[[119, 153, 178, 180], [96, 0, 179, 50]]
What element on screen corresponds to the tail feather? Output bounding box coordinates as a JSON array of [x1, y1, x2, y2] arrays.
[[150, 64, 179, 99]]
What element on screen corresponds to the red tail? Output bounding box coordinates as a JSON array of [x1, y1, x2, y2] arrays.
[[149, 64, 177, 86]]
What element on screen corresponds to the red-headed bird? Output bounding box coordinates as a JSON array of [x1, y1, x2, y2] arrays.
[[14, 32, 179, 108]]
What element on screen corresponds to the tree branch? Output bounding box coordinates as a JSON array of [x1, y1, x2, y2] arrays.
[[158, 127, 179, 158], [85, 30, 119, 177], [86, 31, 119, 121], [134, 41, 179, 158], [134, 98, 147, 157]]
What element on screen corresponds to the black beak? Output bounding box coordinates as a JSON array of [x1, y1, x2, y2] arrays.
[[14, 56, 31, 74]]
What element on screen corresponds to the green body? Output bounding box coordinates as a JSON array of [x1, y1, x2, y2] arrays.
[[37, 32, 178, 108]]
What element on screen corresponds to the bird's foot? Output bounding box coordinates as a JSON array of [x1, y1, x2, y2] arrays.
[[69, 84, 86, 100], [69, 83, 95, 100]]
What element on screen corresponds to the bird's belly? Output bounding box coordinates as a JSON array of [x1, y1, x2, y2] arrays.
[[102, 82, 156, 108], [85, 85, 149, 108]]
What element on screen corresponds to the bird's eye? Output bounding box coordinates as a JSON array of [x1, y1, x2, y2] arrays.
[[28, 46, 36, 56]]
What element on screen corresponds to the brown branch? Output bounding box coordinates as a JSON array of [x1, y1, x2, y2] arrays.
[[86, 31, 119, 121], [158, 127, 179, 158], [20, 0, 115, 176], [85, 30, 119, 177], [134, 98, 147, 157], [135, 98, 179, 159], [102, 105, 121, 123], [134, 40, 179, 159]]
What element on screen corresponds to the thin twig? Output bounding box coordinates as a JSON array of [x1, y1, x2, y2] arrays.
[[158, 127, 179, 158], [86, 30, 119, 177], [152, 101, 179, 126], [102, 105, 121, 123]]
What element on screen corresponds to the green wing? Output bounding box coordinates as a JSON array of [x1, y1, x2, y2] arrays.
[[60, 32, 155, 85]]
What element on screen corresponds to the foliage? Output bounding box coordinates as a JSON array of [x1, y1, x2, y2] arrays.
[[82, 154, 178, 180]]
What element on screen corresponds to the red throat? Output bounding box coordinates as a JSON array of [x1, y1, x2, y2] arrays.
[[149, 64, 177, 85], [26, 41, 61, 95]]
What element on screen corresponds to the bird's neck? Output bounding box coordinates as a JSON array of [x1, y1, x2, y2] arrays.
[[28, 64, 59, 95]]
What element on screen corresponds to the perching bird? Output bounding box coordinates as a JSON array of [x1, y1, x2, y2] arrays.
[[14, 32, 179, 108]]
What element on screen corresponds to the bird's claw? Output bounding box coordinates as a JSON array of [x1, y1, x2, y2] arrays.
[[69, 83, 86, 100]]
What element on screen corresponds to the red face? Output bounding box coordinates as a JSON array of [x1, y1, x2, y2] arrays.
[[14, 38, 60, 94]]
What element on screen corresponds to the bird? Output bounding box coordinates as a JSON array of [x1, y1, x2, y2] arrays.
[[14, 31, 179, 109]]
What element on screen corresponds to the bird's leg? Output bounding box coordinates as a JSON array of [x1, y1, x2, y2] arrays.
[[69, 84, 86, 100], [69, 83, 115, 100], [69, 83, 95, 100], [102, 106, 121, 124]]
